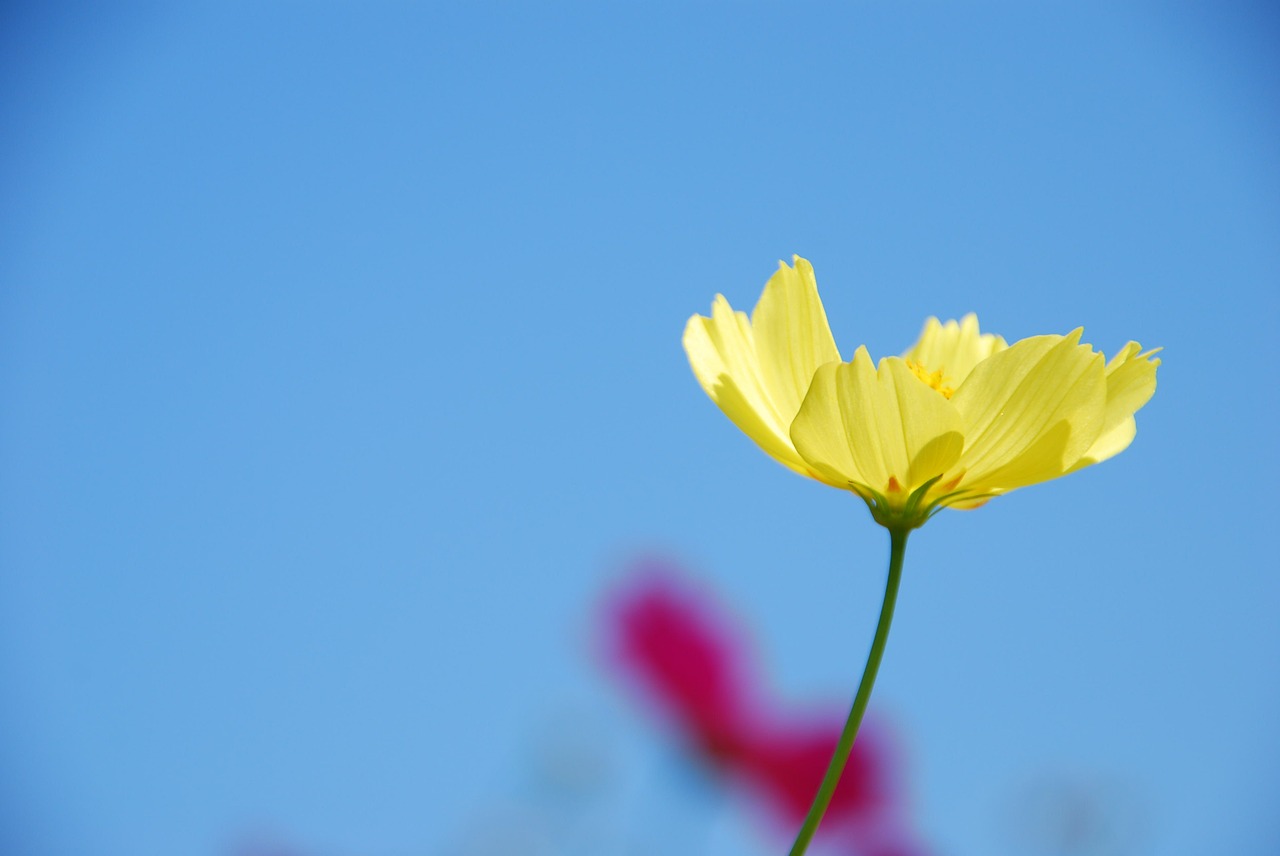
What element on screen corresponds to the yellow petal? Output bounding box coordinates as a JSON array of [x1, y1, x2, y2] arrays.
[[681, 257, 840, 477], [790, 347, 965, 500], [903, 314, 1008, 387], [751, 256, 842, 419], [683, 298, 805, 475], [1068, 342, 1161, 472], [949, 330, 1106, 497]]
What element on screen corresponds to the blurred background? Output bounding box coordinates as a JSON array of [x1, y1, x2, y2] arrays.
[[2, 2, 1278, 854]]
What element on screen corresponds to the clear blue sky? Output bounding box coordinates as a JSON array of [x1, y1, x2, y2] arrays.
[[2, 3, 1278, 855]]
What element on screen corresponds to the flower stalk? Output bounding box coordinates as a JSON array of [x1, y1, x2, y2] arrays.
[[788, 526, 910, 855]]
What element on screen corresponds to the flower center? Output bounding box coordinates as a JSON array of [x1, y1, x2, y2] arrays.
[[905, 360, 955, 399]]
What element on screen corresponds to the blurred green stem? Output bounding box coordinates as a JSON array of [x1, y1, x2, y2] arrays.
[[787, 526, 909, 856]]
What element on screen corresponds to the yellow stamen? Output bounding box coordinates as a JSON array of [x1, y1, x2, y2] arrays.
[[905, 359, 955, 399]]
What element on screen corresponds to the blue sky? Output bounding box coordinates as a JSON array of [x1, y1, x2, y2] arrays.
[[2, 3, 1278, 855]]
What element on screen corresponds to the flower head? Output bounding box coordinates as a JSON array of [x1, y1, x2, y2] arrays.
[[684, 256, 1160, 529], [604, 565, 926, 854]]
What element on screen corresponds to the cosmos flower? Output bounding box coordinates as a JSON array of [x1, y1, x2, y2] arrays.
[[683, 256, 1160, 529], [606, 564, 925, 855]]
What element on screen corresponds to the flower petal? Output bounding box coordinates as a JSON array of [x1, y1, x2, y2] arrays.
[[751, 256, 842, 421], [950, 330, 1106, 496], [682, 258, 840, 478], [791, 347, 965, 498], [1068, 342, 1161, 472], [902, 314, 1008, 387], [684, 297, 808, 475]]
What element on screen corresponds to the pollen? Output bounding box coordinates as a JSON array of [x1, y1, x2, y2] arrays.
[[905, 359, 955, 399]]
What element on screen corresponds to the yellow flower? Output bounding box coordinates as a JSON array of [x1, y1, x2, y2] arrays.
[[683, 256, 1160, 529]]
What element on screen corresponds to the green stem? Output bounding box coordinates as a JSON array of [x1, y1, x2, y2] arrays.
[[787, 526, 910, 856]]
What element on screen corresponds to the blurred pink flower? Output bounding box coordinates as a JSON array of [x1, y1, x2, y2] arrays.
[[604, 559, 925, 855]]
